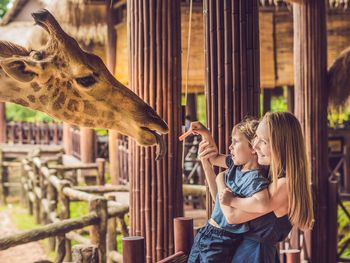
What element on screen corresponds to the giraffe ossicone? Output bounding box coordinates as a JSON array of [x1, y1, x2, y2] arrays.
[[0, 9, 169, 159]]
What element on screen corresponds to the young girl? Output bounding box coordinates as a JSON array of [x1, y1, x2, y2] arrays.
[[203, 112, 314, 262], [188, 118, 271, 263]]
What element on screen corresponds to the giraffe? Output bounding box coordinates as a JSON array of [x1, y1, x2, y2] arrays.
[[0, 9, 168, 159]]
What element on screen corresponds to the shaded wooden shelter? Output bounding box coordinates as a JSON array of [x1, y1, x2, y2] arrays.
[[0, 0, 348, 262]]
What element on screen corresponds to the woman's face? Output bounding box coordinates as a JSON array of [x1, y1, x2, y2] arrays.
[[229, 130, 255, 166], [253, 119, 271, 165]]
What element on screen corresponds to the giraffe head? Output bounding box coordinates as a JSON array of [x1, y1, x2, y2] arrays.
[[0, 9, 168, 159]]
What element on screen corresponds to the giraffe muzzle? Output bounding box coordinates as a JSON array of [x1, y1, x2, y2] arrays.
[[142, 127, 167, 160]]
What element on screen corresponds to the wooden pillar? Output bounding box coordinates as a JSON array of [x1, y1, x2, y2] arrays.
[[203, 0, 260, 215], [80, 128, 96, 163], [293, 1, 329, 262], [263, 88, 272, 114], [287, 86, 294, 113], [0, 102, 6, 143], [63, 123, 73, 155], [128, 0, 183, 261], [106, 0, 120, 185], [186, 94, 197, 121]]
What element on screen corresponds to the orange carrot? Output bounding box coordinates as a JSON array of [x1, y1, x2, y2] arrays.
[[178, 129, 192, 141]]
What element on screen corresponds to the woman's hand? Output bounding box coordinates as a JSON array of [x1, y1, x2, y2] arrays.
[[198, 140, 218, 166], [219, 188, 234, 206]]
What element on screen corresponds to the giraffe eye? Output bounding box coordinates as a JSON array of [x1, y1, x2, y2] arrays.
[[31, 51, 44, 60], [75, 75, 96, 88]]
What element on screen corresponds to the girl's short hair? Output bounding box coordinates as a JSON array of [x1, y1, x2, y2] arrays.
[[232, 116, 259, 144]]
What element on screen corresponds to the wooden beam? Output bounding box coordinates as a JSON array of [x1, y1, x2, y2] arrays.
[[0, 103, 6, 143]]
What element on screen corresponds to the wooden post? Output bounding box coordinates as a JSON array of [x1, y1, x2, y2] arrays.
[[80, 128, 96, 163], [58, 180, 72, 261], [186, 94, 197, 121], [89, 197, 108, 262], [106, 195, 117, 263], [293, 0, 328, 262], [0, 149, 5, 205], [63, 123, 73, 155], [47, 182, 58, 251], [328, 179, 338, 263], [122, 237, 145, 263], [128, 0, 183, 261], [0, 102, 6, 143], [173, 217, 193, 255], [106, 0, 120, 186], [263, 88, 272, 114], [72, 244, 100, 263], [203, 0, 260, 214], [287, 86, 294, 113], [285, 249, 301, 263], [96, 158, 106, 186]]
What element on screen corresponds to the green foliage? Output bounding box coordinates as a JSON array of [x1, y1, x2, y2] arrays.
[[6, 103, 57, 122], [2, 203, 56, 260], [270, 96, 288, 112], [196, 94, 206, 125], [338, 201, 350, 258], [0, 0, 11, 18]]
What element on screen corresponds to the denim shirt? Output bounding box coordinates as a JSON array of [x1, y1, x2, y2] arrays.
[[210, 155, 269, 234]]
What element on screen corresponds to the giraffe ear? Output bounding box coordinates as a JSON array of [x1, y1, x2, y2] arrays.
[[0, 41, 29, 58], [0, 59, 36, 82]]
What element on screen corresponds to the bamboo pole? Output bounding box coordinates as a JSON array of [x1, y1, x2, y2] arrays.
[[293, 1, 328, 262], [203, 0, 260, 217], [128, 0, 182, 261]]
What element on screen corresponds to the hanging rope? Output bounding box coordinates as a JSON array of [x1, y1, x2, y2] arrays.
[[181, 0, 194, 170]]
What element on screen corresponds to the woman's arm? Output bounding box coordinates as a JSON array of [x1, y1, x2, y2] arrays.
[[215, 173, 267, 224], [220, 178, 288, 214]]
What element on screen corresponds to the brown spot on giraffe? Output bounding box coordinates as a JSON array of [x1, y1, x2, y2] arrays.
[[52, 92, 66, 111], [11, 99, 29, 107], [52, 87, 60, 98], [83, 100, 97, 116], [39, 95, 48, 105], [67, 99, 79, 112], [63, 112, 72, 120], [27, 95, 36, 103], [31, 82, 41, 92]]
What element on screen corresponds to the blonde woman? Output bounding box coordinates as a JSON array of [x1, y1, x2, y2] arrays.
[[200, 112, 313, 262]]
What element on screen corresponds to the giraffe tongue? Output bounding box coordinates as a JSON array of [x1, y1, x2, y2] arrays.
[[153, 131, 166, 160]]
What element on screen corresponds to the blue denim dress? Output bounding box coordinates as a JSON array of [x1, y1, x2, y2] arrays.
[[231, 200, 292, 262], [188, 156, 270, 263]]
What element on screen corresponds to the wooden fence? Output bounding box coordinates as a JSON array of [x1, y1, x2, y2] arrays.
[[6, 122, 63, 145]]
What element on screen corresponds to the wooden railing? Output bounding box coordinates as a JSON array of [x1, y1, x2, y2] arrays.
[[6, 122, 63, 145]]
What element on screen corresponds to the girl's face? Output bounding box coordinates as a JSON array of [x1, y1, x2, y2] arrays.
[[229, 130, 256, 166], [253, 119, 271, 165]]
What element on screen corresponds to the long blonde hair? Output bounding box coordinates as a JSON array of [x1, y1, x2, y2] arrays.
[[264, 112, 314, 230]]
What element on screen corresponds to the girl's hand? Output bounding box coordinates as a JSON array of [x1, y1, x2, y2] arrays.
[[219, 188, 234, 206], [179, 121, 212, 141], [198, 140, 218, 165]]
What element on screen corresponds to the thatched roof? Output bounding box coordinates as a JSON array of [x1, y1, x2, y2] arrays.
[[260, 0, 350, 8], [0, 0, 106, 47]]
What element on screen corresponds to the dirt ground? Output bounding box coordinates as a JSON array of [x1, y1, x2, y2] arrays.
[[0, 207, 48, 263]]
